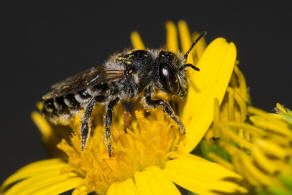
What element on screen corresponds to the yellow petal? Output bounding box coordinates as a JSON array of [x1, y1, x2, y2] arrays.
[[178, 20, 194, 65], [31, 111, 54, 142], [134, 166, 181, 195], [163, 154, 247, 195], [107, 178, 137, 195], [29, 178, 81, 195], [182, 38, 237, 153], [1, 158, 65, 189], [5, 173, 79, 195], [130, 31, 145, 50], [165, 21, 178, 53]]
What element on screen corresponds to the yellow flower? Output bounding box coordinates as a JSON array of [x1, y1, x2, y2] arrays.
[[202, 67, 292, 194], [1, 21, 247, 195]]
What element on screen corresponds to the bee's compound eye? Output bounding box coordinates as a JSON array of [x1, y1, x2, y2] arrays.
[[159, 63, 179, 94]]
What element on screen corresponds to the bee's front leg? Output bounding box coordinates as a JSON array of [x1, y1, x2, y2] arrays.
[[104, 97, 120, 157], [144, 88, 185, 134]]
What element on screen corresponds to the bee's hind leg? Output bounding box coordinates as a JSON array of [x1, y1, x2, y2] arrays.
[[104, 97, 120, 157], [81, 96, 105, 150]]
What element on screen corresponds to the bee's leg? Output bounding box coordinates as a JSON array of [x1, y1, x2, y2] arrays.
[[122, 101, 133, 132], [105, 97, 120, 156], [144, 88, 185, 133], [81, 96, 104, 150]]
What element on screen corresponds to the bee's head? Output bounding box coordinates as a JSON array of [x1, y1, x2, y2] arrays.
[[154, 31, 206, 97], [154, 51, 187, 97]]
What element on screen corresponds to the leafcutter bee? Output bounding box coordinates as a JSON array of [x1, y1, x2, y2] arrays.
[[41, 32, 206, 156]]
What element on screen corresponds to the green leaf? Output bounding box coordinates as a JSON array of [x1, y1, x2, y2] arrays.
[[279, 173, 292, 191]]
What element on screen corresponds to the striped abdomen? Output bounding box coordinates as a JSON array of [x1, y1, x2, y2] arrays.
[[42, 84, 109, 121]]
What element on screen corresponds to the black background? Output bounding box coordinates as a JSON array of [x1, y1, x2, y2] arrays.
[[1, 1, 292, 185]]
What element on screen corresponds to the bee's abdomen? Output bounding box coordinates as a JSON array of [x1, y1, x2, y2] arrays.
[[42, 94, 81, 118], [41, 84, 110, 120]]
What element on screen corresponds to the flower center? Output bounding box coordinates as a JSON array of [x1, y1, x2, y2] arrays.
[[57, 103, 183, 194]]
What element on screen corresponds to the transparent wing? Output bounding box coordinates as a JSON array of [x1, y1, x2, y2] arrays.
[[42, 64, 125, 99]]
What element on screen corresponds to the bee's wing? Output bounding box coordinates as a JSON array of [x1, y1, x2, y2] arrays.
[[42, 64, 125, 99]]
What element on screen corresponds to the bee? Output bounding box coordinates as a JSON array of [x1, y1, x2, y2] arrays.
[[41, 32, 206, 156]]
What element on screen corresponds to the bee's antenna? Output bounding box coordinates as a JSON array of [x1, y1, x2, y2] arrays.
[[180, 31, 207, 72], [179, 64, 200, 72], [183, 31, 207, 63]]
